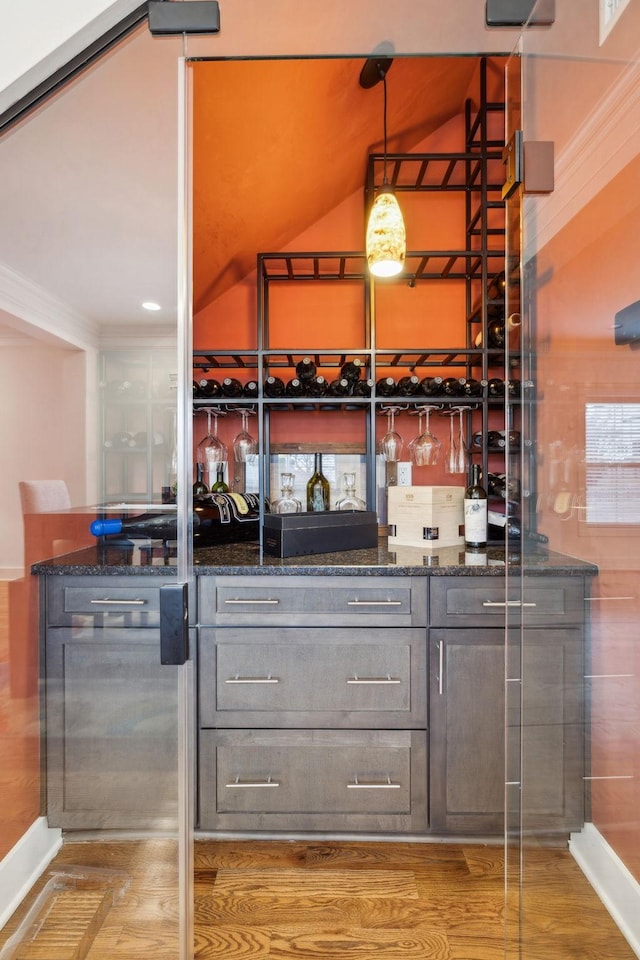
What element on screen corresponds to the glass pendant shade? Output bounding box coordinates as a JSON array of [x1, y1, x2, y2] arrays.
[[366, 188, 406, 277]]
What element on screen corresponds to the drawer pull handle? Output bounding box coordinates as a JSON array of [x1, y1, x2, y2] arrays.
[[225, 675, 279, 684], [224, 598, 280, 605], [481, 600, 538, 608], [347, 675, 401, 685], [348, 776, 400, 789], [225, 776, 280, 788], [437, 639, 444, 696], [346, 600, 403, 607], [89, 598, 147, 606]]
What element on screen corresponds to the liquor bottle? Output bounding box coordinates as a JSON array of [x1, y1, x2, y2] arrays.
[[263, 375, 285, 398], [221, 377, 243, 398], [352, 378, 374, 397], [198, 378, 222, 398], [285, 377, 306, 397], [307, 375, 328, 397], [464, 464, 488, 548], [376, 376, 396, 397], [442, 376, 466, 397], [327, 377, 351, 397], [340, 358, 364, 383], [295, 357, 316, 381], [397, 374, 420, 396], [210, 463, 230, 492], [243, 380, 259, 399], [193, 464, 208, 495], [419, 376, 443, 397], [306, 453, 330, 511]]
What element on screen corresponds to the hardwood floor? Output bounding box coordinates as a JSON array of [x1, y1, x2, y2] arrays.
[[0, 839, 636, 959]]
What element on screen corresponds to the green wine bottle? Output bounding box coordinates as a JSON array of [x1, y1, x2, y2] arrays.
[[193, 463, 208, 495], [210, 463, 230, 493], [306, 453, 330, 511]]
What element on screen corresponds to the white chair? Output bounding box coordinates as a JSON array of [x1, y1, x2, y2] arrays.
[[19, 480, 71, 515]]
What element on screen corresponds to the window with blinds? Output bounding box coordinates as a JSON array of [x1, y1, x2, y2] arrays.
[[585, 403, 640, 523]]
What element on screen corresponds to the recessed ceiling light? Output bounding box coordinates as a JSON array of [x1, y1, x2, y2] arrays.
[[142, 301, 161, 311]]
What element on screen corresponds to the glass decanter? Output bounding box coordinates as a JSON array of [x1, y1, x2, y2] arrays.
[[335, 472, 366, 511], [270, 472, 302, 514]]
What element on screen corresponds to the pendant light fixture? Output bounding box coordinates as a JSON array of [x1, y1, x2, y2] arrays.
[[360, 57, 406, 278]]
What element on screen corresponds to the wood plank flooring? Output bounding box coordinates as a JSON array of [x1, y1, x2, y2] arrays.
[[0, 838, 637, 959]]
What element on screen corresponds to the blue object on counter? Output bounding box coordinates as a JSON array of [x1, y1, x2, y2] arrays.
[[90, 518, 124, 536]]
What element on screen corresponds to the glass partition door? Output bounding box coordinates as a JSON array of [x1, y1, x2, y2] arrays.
[[513, 2, 640, 957], [0, 24, 193, 960]]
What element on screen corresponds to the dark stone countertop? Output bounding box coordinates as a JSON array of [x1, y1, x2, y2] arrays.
[[32, 538, 598, 577]]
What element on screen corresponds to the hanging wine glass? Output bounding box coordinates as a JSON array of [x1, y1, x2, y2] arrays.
[[454, 406, 467, 474], [443, 409, 465, 475], [409, 405, 441, 466], [196, 408, 228, 488], [378, 406, 403, 462], [233, 408, 257, 462]]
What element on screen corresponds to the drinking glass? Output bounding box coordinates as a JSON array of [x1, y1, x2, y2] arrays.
[[378, 407, 403, 462], [233, 408, 257, 462], [409, 405, 441, 466], [196, 408, 228, 486], [444, 409, 466, 474], [454, 407, 467, 473], [271, 472, 301, 513]]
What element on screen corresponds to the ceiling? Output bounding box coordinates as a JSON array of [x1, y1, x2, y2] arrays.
[[0, 24, 485, 345]]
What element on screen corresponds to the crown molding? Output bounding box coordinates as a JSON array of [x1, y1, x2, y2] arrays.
[[0, 261, 99, 349], [524, 55, 640, 260], [98, 324, 177, 351]]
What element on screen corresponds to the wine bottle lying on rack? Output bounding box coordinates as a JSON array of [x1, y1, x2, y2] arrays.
[[376, 376, 396, 397], [488, 511, 548, 544], [264, 375, 285, 398], [341, 359, 364, 382], [90, 493, 261, 546], [296, 357, 316, 381]]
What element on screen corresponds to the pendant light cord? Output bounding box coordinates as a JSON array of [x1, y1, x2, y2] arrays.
[[382, 70, 389, 186]]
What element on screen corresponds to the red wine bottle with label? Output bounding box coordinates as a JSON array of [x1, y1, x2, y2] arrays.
[[464, 464, 488, 548]]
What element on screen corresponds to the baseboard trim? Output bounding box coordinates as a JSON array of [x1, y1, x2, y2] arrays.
[[0, 818, 62, 930], [570, 822, 640, 958]]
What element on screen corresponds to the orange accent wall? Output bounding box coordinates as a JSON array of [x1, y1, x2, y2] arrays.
[[534, 153, 640, 881]]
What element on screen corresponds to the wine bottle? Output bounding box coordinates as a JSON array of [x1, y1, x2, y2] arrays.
[[376, 376, 396, 397], [486, 270, 506, 302], [463, 378, 485, 397], [464, 464, 488, 548], [295, 357, 316, 381], [397, 374, 420, 396], [221, 377, 243, 398], [340, 359, 364, 382], [263, 375, 285, 398], [352, 378, 374, 397], [104, 431, 136, 448], [507, 379, 521, 398], [419, 376, 443, 397], [307, 375, 328, 397], [242, 380, 259, 399], [193, 464, 208, 495], [210, 463, 230, 492], [193, 380, 202, 398], [327, 377, 351, 397], [198, 378, 222, 398], [285, 377, 306, 397], [306, 453, 330, 511], [442, 376, 466, 397], [487, 473, 520, 499], [90, 495, 260, 546], [488, 511, 548, 544], [488, 378, 505, 398]]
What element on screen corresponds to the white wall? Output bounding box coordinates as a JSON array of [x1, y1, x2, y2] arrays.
[[0, 340, 89, 571]]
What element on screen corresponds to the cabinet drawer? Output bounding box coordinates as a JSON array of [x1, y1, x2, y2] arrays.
[[198, 575, 426, 626], [199, 627, 426, 728], [198, 729, 427, 833], [47, 576, 171, 628], [429, 576, 585, 627]]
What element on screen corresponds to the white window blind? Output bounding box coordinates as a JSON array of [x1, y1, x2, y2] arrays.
[[585, 403, 640, 523]]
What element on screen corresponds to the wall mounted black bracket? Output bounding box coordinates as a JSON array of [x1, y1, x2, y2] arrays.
[[148, 1, 220, 36], [486, 0, 555, 26]]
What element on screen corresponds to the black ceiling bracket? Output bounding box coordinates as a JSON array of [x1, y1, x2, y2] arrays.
[[148, 1, 220, 36], [486, 0, 555, 27]]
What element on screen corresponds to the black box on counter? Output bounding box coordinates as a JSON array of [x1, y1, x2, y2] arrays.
[[262, 510, 378, 558]]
